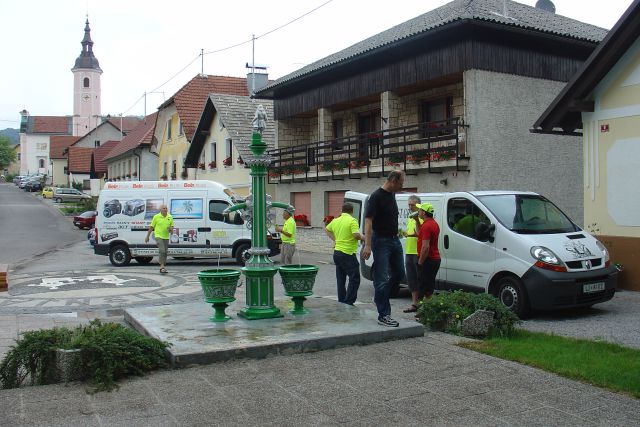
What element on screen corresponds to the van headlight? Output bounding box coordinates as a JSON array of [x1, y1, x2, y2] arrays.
[[595, 240, 610, 265], [531, 246, 567, 272]]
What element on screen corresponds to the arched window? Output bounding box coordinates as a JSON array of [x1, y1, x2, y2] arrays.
[[83, 77, 90, 88], [39, 159, 45, 169]]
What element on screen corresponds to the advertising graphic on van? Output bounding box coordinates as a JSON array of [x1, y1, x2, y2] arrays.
[[170, 199, 203, 219]]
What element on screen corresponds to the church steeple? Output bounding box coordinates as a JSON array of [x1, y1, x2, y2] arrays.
[[72, 17, 102, 137], [72, 18, 101, 71]]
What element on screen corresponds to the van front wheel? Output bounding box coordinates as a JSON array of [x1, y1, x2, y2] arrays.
[[496, 276, 529, 319], [236, 243, 251, 266], [110, 244, 131, 267]]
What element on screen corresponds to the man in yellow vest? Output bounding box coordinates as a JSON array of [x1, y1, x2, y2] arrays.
[[276, 208, 296, 264], [402, 195, 423, 313], [325, 203, 364, 305], [144, 204, 174, 274]]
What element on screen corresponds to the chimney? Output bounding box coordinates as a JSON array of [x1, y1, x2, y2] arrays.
[[535, 0, 556, 13], [246, 63, 268, 96]]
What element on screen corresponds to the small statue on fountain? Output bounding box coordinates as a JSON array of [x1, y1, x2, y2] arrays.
[[251, 104, 268, 134]]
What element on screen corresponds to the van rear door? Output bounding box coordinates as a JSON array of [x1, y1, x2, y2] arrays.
[[442, 195, 496, 291], [344, 191, 371, 277]]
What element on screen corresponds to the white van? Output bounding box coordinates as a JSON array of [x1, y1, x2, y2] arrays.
[[345, 190, 618, 317], [94, 180, 281, 266]]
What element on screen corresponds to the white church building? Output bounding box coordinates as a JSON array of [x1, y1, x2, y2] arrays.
[[19, 18, 104, 177]]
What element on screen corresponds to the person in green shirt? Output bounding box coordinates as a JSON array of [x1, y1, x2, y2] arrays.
[[325, 203, 364, 305], [145, 205, 174, 274], [276, 208, 296, 264], [402, 195, 423, 313]]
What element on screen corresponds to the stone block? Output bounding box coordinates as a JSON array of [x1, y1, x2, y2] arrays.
[[55, 348, 84, 383], [461, 309, 494, 337]]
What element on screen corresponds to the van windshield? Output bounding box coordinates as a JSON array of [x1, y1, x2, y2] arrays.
[[477, 194, 579, 234]]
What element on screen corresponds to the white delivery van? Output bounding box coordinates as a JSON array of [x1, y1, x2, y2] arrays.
[[94, 180, 281, 266], [345, 190, 618, 317]]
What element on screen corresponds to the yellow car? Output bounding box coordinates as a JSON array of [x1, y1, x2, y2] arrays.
[[42, 187, 55, 199]]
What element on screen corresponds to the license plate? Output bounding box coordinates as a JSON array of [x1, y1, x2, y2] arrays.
[[583, 282, 605, 293]]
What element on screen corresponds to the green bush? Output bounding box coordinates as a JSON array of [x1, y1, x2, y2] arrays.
[[416, 290, 521, 337], [0, 320, 170, 392]]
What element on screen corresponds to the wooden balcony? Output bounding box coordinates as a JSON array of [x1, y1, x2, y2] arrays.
[[267, 118, 469, 183]]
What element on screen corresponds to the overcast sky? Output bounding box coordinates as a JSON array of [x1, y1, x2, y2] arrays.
[[0, 0, 634, 127]]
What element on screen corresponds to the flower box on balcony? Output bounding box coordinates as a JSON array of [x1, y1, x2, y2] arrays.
[[208, 161, 217, 169], [223, 157, 233, 167], [294, 214, 310, 227]]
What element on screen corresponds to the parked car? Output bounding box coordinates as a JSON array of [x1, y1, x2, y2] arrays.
[[53, 188, 91, 203], [24, 180, 43, 192], [73, 211, 98, 229], [42, 187, 55, 199]]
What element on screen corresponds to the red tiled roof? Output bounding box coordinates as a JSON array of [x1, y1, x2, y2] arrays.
[[67, 147, 94, 173], [106, 116, 143, 133], [92, 140, 120, 173], [31, 116, 72, 134], [105, 112, 158, 161], [160, 75, 248, 141], [50, 136, 81, 159]]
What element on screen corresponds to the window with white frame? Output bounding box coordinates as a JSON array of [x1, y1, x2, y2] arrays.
[[210, 141, 217, 166], [166, 118, 172, 140], [224, 138, 232, 166], [178, 119, 184, 136]]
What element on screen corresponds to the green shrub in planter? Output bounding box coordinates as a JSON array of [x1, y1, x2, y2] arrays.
[[0, 320, 170, 392], [416, 290, 520, 337]]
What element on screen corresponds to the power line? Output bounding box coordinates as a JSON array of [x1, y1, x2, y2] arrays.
[[122, 0, 335, 115]]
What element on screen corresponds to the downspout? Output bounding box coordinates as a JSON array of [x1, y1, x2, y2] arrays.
[[133, 149, 141, 181]]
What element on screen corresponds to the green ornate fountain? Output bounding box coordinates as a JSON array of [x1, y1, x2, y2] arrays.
[[223, 105, 300, 319]]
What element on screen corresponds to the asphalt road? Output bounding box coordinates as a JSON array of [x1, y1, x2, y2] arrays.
[[0, 183, 85, 266]]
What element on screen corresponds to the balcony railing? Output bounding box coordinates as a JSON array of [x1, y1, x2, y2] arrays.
[[267, 118, 468, 183]]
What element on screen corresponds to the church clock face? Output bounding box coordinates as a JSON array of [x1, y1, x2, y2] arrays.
[[82, 93, 91, 102]]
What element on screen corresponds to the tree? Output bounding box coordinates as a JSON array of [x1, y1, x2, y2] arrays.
[[0, 136, 16, 170]]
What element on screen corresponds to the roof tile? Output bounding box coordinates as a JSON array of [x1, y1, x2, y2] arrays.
[[161, 75, 248, 140], [260, 0, 608, 92], [67, 147, 94, 173], [105, 112, 158, 160], [50, 136, 81, 159], [30, 116, 72, 134], [92, 140, 120, 173]]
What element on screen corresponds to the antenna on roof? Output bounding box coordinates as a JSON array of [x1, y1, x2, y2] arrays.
[[490, 0, 517, 21]]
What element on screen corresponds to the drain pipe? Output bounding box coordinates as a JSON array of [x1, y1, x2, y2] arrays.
[[133, 149, 141, 181]]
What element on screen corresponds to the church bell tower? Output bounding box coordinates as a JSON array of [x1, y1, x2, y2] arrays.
[[72, 18, 102, 137]]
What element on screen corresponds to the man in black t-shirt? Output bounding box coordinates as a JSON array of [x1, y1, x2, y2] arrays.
[[362, 170, 406, 327]]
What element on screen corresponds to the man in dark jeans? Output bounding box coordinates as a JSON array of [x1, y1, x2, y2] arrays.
[[362, 170, 406, 327], [325, 203, 364, 305]]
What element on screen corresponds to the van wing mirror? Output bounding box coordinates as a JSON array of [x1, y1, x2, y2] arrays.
[[475, 222, 495, 243], [234, 212, 244, 225]]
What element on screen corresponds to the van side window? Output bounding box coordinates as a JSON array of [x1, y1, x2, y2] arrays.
[[448, 198, 487, 240], [209, 200, 229, 222]]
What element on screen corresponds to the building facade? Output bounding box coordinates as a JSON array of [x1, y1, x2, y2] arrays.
[[257, 0, 608, 228], [185, 94, 275, 197], [534, 0, 640, 290], [151, 74, 249, 181]]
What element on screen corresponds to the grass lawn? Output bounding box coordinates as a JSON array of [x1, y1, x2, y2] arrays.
[[460, 329, 640, 398]]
